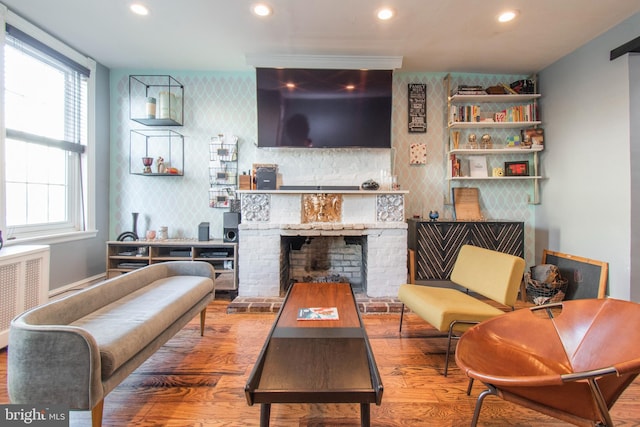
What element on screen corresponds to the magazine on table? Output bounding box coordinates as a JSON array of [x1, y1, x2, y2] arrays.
[[297, 307, 339, 320]]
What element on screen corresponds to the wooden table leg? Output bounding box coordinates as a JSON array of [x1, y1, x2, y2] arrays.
[[260, 404, 271, 427], [360, 403, 370, 427]]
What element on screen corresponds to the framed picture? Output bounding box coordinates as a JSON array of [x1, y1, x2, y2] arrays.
[[504, 161, 529, 176], [522, 127, 544, 146], [408, 83, 427, 133]]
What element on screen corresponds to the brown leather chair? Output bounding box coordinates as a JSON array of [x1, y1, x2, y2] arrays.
[[455, 298, 640, 427]]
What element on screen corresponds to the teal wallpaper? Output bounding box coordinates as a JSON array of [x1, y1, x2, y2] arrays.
[[110, 69, 535, 263]]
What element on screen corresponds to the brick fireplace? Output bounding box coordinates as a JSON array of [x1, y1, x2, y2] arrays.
[[238, 189, 408, 298], [280, 235, 367, 296]]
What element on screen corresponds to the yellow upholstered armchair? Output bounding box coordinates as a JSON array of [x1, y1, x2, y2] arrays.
[[398, 245, 525, 375]]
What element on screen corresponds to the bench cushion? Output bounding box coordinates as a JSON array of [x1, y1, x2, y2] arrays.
[[71, 275, 213, 378], [398, 284, 505, 332]]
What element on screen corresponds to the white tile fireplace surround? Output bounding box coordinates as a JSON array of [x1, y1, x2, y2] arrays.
[[238, 189, 408, 298]]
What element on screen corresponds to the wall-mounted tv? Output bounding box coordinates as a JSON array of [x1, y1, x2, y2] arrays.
[[256, 68, 392, 148]]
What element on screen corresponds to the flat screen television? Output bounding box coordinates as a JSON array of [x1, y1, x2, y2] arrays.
[[256, 68, 392, 148]]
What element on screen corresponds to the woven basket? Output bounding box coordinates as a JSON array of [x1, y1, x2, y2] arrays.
[[525, 264, 568, 305]]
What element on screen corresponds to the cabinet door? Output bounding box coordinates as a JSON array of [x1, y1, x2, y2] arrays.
[[415, 222, 468, 280], [467, 222, 524, 257], [414, 222, 523, 280]]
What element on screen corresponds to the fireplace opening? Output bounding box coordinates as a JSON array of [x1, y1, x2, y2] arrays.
[[280, 235, 367, 296]]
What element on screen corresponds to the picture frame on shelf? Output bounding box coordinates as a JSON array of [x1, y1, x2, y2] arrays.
[[522, 127, 544, 146], [504, 161, 530, 176]]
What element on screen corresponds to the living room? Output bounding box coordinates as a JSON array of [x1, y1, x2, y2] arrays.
[[2, 1, 640, 425]]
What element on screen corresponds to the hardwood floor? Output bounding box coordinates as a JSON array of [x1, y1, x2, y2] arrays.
[[2, 297, 640, 426]]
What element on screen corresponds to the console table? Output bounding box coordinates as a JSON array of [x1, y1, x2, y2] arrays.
[[407, 220, 524, 280]]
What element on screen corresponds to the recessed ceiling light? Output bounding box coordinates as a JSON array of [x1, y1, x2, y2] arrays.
[[130, 3, 149, 16], [498, 10, 519, 23], [377, 8, 394, 20], [253, 3, 273, 17]]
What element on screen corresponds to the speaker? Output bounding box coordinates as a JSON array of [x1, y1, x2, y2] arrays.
[[256, 167, 277, 190], [198, 222, 210, 241], [223, 212, 240, 243]]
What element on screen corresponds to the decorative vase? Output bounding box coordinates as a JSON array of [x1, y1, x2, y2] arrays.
[[452, 131, 460, 149], [132, 212, 139, 239], [142, 157, 153, 173]]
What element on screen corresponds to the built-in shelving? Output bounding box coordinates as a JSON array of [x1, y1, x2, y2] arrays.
[[106, 240, 238, 293], [444, 74, 544, 205]]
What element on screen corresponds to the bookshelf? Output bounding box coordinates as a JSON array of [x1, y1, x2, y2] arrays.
[[444, 74, 544, 205]]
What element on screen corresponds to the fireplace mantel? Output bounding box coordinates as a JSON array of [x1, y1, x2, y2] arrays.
[[237, 189, 409, 195], [239, 190, 407, 224], [238, 189, 408, 298]]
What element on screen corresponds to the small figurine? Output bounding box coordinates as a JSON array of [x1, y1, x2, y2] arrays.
[[467, 133, 478, 149], [481, 134, 492, 149], [157, 156, 166, 174], [429, 210, 439, 222]]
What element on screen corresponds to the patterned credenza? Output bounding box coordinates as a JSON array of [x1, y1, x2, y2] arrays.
[[407, 219, 524, 280]]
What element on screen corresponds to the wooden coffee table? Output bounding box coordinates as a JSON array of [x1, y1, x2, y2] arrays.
[[245, 282, 383, 426]]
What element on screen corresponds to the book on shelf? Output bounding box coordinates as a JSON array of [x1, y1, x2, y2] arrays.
[[297, 307, 339, 320], [450, 154, 461, 178], [450, 105, 482, 123], [452, 85, 486, 95], [468, 156, 488, 178]]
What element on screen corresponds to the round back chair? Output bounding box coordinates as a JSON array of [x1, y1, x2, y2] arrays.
[[455, 298, 640, 426]]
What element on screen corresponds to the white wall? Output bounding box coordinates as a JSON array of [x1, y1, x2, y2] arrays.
[[631, 53, 640, 301], [538, 12, 640, 300]]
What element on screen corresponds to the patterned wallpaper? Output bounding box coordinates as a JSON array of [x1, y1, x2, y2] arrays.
[[110, 70, 535, 262]]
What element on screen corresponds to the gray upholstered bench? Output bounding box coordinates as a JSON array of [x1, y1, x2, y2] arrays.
[[7, 261, 215, 427]]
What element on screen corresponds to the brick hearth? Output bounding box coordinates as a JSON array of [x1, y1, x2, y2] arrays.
[[226, 295, 404, 314]]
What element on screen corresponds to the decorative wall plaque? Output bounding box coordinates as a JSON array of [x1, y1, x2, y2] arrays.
[[241, 193, 270, 222], [408, 83, 427, 133], [302, 194, 342, 223], [377, 194, 404, 222]]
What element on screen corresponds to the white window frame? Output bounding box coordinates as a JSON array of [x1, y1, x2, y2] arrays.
[[0, 5, 97, 245]]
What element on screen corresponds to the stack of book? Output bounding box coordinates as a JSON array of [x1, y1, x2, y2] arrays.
[[451, 85, 486, 96], [450, 105, 481, 123]]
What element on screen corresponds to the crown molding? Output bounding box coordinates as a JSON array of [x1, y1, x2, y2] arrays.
[[245, 54, 403, 70]]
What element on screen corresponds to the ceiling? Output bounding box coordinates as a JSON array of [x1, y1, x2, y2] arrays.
[[3, 0, 640, 74]]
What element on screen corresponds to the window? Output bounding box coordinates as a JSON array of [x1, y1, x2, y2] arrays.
[[1, 11, 96, 242]]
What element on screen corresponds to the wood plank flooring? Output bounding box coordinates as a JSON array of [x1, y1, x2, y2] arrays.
[[1, 298, 640, 426]]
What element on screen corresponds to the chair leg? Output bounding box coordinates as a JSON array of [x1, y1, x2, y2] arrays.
[[444, 322, 457, 377], [399, 303, 405, 333], [588, 378, 614, 427], [92, 400, 104, 427], [466, 378, 474, 396], [200, 308, 207, 336], [470, 385, 497, 427]]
